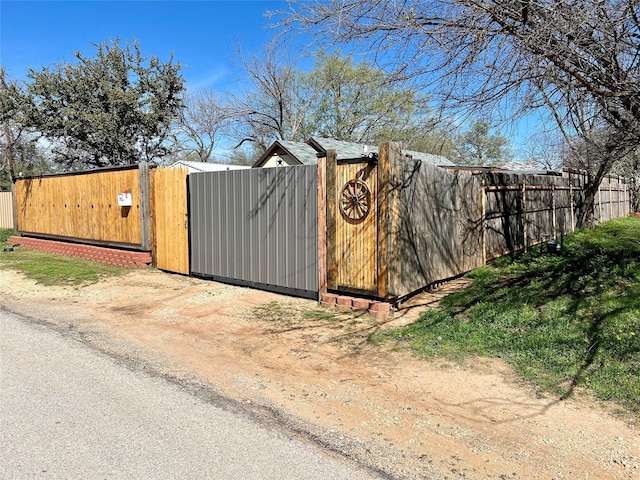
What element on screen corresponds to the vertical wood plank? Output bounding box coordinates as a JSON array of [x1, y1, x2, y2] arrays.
[[377, 143, 389, 299], [153, 166, 189, 274], [481, 181, 487, 265], [140, 163, 152, 250], [317, 155, 327, 297], [326, 150, 338, 290], [386, 143, 403, 298], [522, 182, 527, 251]]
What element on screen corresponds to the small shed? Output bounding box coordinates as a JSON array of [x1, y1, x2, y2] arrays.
[[254, 136, 455, 168], [252, 140, 319, 168], [170, 160, 250, 174]]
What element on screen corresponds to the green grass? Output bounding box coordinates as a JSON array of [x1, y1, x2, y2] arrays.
[[1, 232, 128, 286], [0, 228, 15, 243], [372, 217, 640, 414]]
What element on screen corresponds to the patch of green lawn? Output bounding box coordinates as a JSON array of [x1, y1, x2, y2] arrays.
[[0, 240, 128, 286], [373, 217, 640, 414], [0, 228, 15, 243]]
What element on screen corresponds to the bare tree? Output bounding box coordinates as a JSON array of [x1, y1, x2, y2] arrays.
[[173, 89, 228, 162], [277, 0, 640, 225], [521, 130, 565, 170], [227, 44, 316, 152]]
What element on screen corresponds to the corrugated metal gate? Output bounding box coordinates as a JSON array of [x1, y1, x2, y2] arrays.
[[189, 166, 318, 299]]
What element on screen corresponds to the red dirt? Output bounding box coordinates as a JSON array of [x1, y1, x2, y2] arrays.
[[1, 268, 637, 479]]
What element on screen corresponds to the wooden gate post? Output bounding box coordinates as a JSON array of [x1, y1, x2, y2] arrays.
[[326, 149, 338, 291], [139, 162, 152, 251], [378, 142, 403, 300], [317, 154, 328, 297]]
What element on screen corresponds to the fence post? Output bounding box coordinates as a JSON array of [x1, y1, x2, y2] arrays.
[[552, 184, 557, 239], [481, 180, 487, 265], [376, 143, 389, 300], [11, 181, 18, 232], [522, 182, 527, 252], [617, 177, 621, 219], [326, 149, 338, 291], [569, 174, 575, 232], [608, 178, 613, 220], [139, 162, 152, 251], [317, 155, 327, 299], [598, 184, 603, 223]]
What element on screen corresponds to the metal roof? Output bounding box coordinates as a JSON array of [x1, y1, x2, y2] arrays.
[[308, 137, 378, 161], [309, 137, 454, 166], [254, 136, 455, 168], [276, 140, 320, 165], [252, 140, 319, 167], [170, 161, 250, 172]]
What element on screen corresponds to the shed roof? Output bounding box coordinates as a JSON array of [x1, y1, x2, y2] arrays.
[[170, 160, 250, 172], [254, 136, 455, 168], [276, 140, 320, 165], [252, 140, 319, 168], [309, 137, 454, 166]]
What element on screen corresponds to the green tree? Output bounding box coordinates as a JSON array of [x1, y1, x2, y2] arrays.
[[306, 51, 433, 145], [455, 121, 509, 166], [228, 47, 438, 152], [0, 135, 53, 190], [2, 39, 184, 170]]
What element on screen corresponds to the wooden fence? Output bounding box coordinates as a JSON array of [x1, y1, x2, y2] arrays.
[[334, 144, 632, 302], [152, 166, 190, 274], [14, 164, 152, 249], [482, 171, 630, 261], [0, 191, 14, 229], [8, 150, 633, 304]]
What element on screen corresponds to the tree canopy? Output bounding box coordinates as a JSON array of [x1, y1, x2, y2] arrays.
[[228, 47, 437, 154], [1, 39, 184, 170], [277, 0, 640, 225], [455, 120, 509, 166]]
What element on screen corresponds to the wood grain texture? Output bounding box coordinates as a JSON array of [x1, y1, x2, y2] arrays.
[[334, 160, 377, 293], [15, 166, 144, 246], [317, 156, 328, 295], [152, 166, 189, 274], [326, 150, 338, 291]]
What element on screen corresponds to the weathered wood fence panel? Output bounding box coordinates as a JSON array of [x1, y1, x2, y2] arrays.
[[189, 166, 318, 299], [482, 172, 630, 261], [0, 191, 13, 229], [152, 166, 189, 274], [388, 157, 484, 298], [332, 143, 634, 303], [14, 164, 151, 248]]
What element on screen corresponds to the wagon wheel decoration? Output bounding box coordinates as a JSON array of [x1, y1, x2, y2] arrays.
[[339, 179, 371, 222]]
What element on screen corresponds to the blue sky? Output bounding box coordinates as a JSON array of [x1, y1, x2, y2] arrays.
[[1, 0, 287, 91], [0, 0, 542, 159]]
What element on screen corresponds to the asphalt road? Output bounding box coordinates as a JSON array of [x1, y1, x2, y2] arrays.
[[0, 308, 382, 480]]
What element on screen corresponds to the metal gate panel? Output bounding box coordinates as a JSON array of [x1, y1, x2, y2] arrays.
[[189, 166, 318, 299]]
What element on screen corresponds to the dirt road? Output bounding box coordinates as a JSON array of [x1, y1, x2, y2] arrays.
[[1, 268, 637, 479]]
